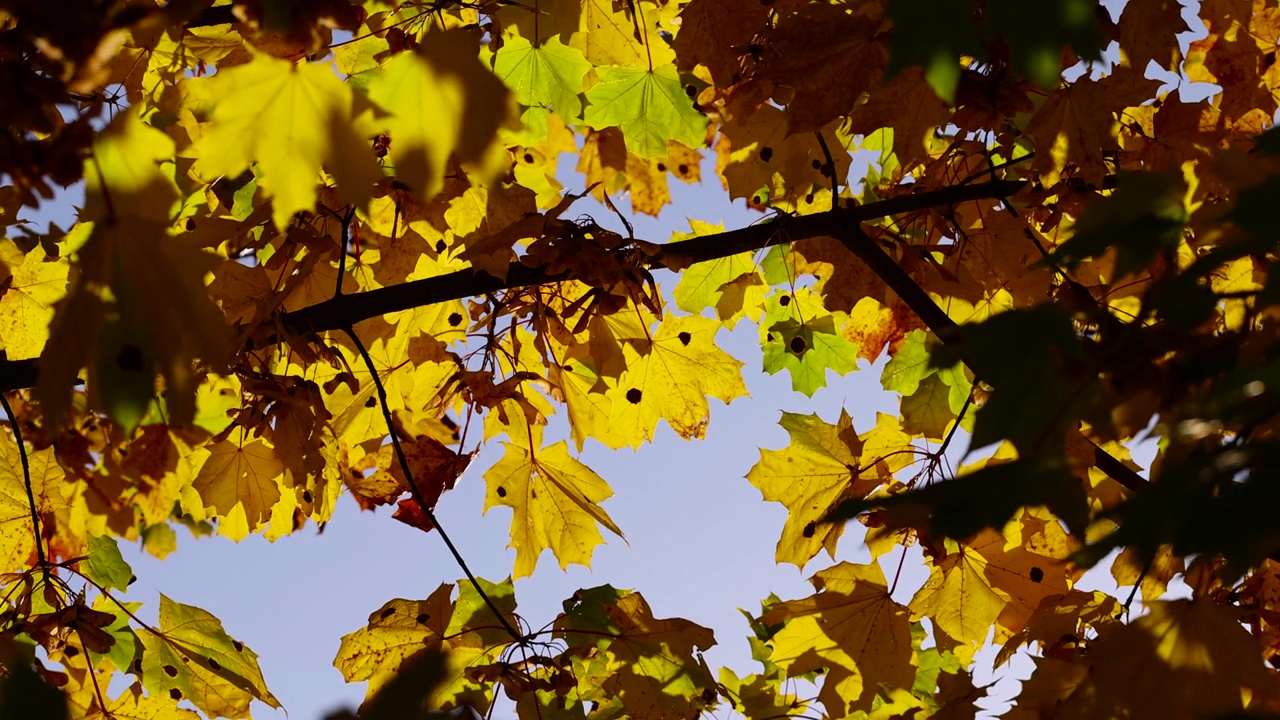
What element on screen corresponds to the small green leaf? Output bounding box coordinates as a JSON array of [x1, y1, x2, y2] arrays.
[[84, 534, 133, 593]]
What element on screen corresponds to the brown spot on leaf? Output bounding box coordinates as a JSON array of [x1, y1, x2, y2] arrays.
[[448, 312, 463, 327], [779, 294, 791, 306], [416, 613, 430, 624], [678, 331, 691, 346], [365, 396, 377, 408], [163, 665, 178, 677], [656, 162, 667, 173], [208, 657, 221, 671], [65, 646, 79, 658], [760, 146, 773, 162], [802, 522, 816, 538], [232, 640, 244, 652], [1030, 567, 1044, 583], [435, 240, 447, 253], [379, 608, 396, 620], [170, 688, 182, 700], [678, 164, 689, 175], [811, 158, 822, 169], [626, 388, 642, 404], [302, 489, 313, 503], [790, 336, 807, 354], [497, 486, 507, 498], [523, 152, 534, 164]]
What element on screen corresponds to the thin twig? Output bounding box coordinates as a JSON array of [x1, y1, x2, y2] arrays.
[[341, 326, 522, 642], [1122, 557, 1153, 613], [813, 131, 839, 198], [1, 395, 47, 583]]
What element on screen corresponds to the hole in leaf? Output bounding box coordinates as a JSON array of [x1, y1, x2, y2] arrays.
[[497, 486, 507, 498], [163, 665, 178, 678], [1030, 567, 1044, 583], [435, 240, 447, 253], [115, 344, 145, 373], [626, 388, 643, 404], [802, 522, 815, 538], [170, 688, 182, 701], [448, 312, 463, 327], [678, 331, 691, 346], [208, 657, 221, 671], [790, 336, 807, 354], [379, 608, 396, 620], [416, 613, 430, 624], [760, 146, 773, 162]]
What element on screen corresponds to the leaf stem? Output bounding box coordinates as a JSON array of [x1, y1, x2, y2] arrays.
[[1, 394, 47, 582], [342, 326, 523, 642]]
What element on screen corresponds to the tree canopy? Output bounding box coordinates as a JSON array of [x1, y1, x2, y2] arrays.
[[1, 0, 1280, 717]]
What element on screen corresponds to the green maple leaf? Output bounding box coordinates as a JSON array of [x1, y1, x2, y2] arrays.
[[585, 64, 708, 157], [493, 36, 592, 121], [760, 291, 859, 396], [881, 328, 934, 395], [900, 373, 955, 440], [139, 595, 280, 720]]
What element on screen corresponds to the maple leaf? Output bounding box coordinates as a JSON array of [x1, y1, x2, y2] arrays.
[[334, 583, 453, 691], [555, 587, 717, 720], [190, 437, 285, 542], [606, 315, 748, 447], [138, 595, 280, 720], [368, 31, 516, 205], [1058, 599, 1273, 719], [0, 442, 69, 574], [572, 0, 676, 68], [762, 562, 914, 716], [585, 65, 709, 157], [483, 424, 623, 578], [492, 36, 592, 122], [0, 241, 68, 360], [746, 410, 880, 567], [189, 52, 382, 230], [760, 289, 860, 396]]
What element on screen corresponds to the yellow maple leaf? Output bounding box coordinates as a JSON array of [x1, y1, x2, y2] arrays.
[[0, 241, 69, 360], [1059, 599, 1272, 719], [762, 562, 914, 715], [190, 438, 285, 542], [746, 410, 871, 567], [483, 424, 623, 578], [0, 441, 69, 574], [910, 542, 1009, 647], [334, 583, 454, 694], [190, 51, 382, 230], [607, 315, 748, 447], [367, 31, 515, 206]]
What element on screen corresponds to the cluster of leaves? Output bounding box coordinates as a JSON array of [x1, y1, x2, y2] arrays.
[[1, 0, 1280, 718]]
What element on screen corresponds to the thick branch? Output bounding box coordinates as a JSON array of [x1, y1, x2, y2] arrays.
[[831, 226, 1150, 495], [0, 178, 1027, 394]]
